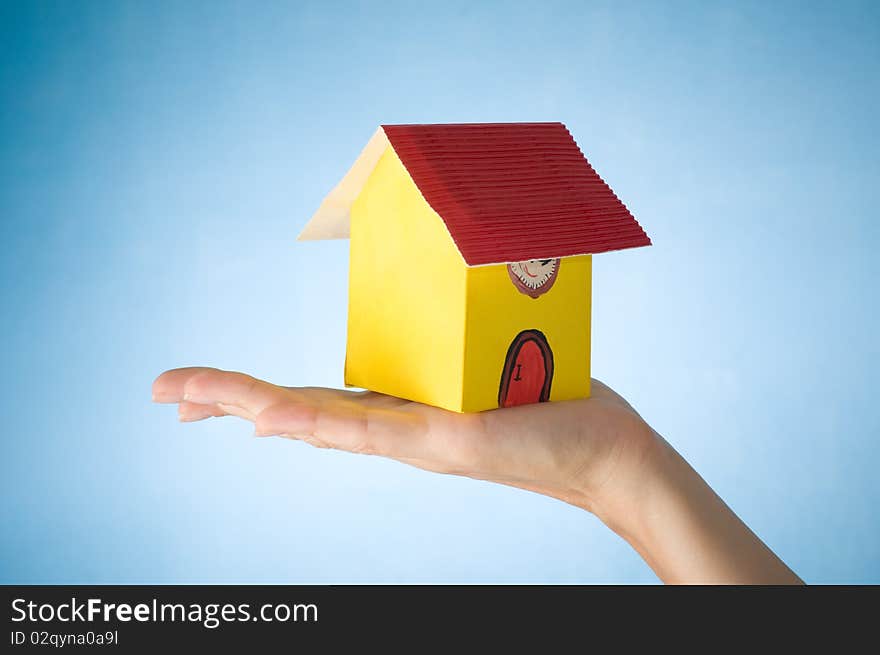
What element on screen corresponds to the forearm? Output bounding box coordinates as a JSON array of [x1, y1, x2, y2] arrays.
[[593, 433, 803, 585]]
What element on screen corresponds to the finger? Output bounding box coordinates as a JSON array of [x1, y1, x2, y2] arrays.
[[255, 395, 433, 460], [278, 433, 332, 449], [179, 369, 292, 421], [153, 367, 216, 403], [154, 368, 402, 408], [289, 386, 413, 409], [178, 400, 226, 422]]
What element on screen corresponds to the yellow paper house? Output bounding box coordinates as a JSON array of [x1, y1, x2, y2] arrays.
[[299, 123, 650, 413]]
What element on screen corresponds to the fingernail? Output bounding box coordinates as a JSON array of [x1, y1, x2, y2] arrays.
[[182, 393, 192, 401]]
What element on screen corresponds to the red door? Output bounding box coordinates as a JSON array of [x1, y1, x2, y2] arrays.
[[498, 330, 554, 408]]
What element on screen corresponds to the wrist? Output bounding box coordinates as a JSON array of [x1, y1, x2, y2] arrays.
[[586, 430, 803, 584], [586, 428, 679, 546], [583, 430, 709, 582]]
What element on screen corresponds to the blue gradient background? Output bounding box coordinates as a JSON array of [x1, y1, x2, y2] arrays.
[[1, 1, 877, 583]]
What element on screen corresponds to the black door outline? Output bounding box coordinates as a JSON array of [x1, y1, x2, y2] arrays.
[[498, 329, 554, 407]]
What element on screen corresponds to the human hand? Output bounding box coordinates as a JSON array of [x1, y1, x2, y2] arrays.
[[152, 367, 802, 584], [151, 368, 656, 519]]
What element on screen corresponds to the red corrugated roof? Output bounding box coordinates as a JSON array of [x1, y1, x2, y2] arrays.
[[381, 122, 650, 266]]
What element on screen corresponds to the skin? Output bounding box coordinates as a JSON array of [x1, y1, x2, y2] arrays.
[[152, 367, 803, 584]]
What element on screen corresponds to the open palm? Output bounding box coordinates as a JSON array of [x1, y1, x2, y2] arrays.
[[152, 367, 657, 515]]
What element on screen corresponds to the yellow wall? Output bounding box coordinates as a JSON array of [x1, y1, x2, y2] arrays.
[[346, 145, 467, 411], [348, 144, 592, 413], [462, 257, 592, 412]]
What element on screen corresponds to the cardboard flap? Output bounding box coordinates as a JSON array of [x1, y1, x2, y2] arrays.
[[297, 127, 390, 241]]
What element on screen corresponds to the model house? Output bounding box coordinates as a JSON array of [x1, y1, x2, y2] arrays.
[[299, 123, 650, 412]]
